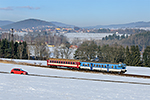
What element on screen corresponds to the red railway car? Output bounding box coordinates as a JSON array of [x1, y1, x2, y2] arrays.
[[47, 58, 80, 69]]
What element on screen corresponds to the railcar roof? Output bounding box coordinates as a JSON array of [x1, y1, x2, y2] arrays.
[[48, 58, 80, 62], [48, 58, 124, 65], [80, 61, 120, 64]]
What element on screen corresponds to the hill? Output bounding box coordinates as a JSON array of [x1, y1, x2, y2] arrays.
[[0, 20, 14, 26], [84, 21, 150, 29], [51, 21, 74, 27], [121, 31, 150, 49], [1, 19, 55, 29], [97, 31, 150, 50]]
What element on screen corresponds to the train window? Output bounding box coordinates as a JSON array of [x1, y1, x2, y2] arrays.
[[112, 66, 113, 68], [96, 65, 98, 67], [102, 65, 103, 67], [83, 64, 84, 66], [115, 66, 116, 69], [73, 62, 75, 64], [71, 62, 72, 64], [88, 64, 89, 66], [94, 64, 95, 67], [105, 65, 106, 68], [99, 65, 100, 67], [57, 61, 58, 63]]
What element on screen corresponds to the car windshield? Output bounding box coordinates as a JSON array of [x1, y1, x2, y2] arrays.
[[20, 69, 24, 71]]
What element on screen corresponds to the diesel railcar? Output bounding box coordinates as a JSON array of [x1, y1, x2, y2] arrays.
[[47, 58, 127, 73], [47, 58, 80, 69], [80, 61, 127, 73]]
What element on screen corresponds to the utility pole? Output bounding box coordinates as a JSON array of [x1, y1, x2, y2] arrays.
[[11, 28, 13, 41]]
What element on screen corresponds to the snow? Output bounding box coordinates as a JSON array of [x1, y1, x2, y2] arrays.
[[126, 66, 150, 76], [0, 59, 150, 100], [63, 33, 113, 43]]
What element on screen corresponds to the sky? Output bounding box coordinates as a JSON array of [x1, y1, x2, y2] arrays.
[[0, 0, 150, 27]]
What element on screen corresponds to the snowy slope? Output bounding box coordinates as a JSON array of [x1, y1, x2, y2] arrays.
[[0, 62, 150, 100]]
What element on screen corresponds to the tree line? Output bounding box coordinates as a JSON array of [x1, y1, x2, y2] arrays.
[[102, 33, 128, 40], [101, 31, 150, 51], [0, 39, 28, 59], [74, 41, 150, 67]]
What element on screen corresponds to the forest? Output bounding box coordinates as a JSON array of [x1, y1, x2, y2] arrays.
[[0, 39, 28, 59], [74, 41, 150, 67]]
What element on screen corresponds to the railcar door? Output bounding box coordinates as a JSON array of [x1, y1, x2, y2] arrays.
[[107, 64, 109, 72], [90, 63, 93, 70]]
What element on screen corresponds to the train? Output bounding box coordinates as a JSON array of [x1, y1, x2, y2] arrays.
[[47, 58, 127, 73]]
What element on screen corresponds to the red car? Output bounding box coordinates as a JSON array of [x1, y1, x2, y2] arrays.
[[10, 68, 28, 75]]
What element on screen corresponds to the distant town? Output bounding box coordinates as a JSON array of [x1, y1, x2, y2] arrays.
[[0, 19, 150, 45]]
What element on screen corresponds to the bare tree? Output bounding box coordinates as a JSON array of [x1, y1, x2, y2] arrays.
[[17, 44, 24, 59], [26, 45, 30, 60], [54, 47, 59, 58]]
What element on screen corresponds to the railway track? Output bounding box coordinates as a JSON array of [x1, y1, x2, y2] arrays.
[[0, 59, 150, 79], [46, 66, 150, 79], [0, 71, 150, 86]]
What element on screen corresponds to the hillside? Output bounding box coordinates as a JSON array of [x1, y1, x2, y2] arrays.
[[84, 21, 150, 29], [0, 20, 14, 26], [97, 31, 150, 50], [121, 31, 150, 49], [51, 21, 74, 27], [1, 19, 55, 29]]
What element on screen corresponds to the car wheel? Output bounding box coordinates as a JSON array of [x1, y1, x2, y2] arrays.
[[21, 73, 23, 75], [11, 72, 14, 74]]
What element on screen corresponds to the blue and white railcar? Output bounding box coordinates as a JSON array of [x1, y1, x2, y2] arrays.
[[80, 61, 127, 73]]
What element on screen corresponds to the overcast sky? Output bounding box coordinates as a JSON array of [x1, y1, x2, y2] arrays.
[[0, 0, 150, 27]]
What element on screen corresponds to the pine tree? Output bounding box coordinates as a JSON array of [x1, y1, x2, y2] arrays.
[[10, 40, 14, 58], [130, 45, 141, 66], [22, 41, 28, 59], [14, 42, 19, 59], [143, 46, 150, 66], [124, 46, 131, 65], [134, 45, 141, 66]]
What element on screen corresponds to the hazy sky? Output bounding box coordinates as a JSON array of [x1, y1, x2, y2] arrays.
[[0, 0, 150, 27]]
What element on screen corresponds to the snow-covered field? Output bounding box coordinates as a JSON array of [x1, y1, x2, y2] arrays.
[[63, 33, 113, 43], [0, 59, 150, 100]]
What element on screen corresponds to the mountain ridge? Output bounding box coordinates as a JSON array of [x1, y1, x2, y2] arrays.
[[0, 20, 14, 27], [1, 19, 55, 29], [84, 21, 150, 29], [0, 19, 150, 29]]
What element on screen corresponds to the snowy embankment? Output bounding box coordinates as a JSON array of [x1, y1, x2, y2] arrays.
[[0, 58, 150, 100], [1, 58, 150, 76]]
